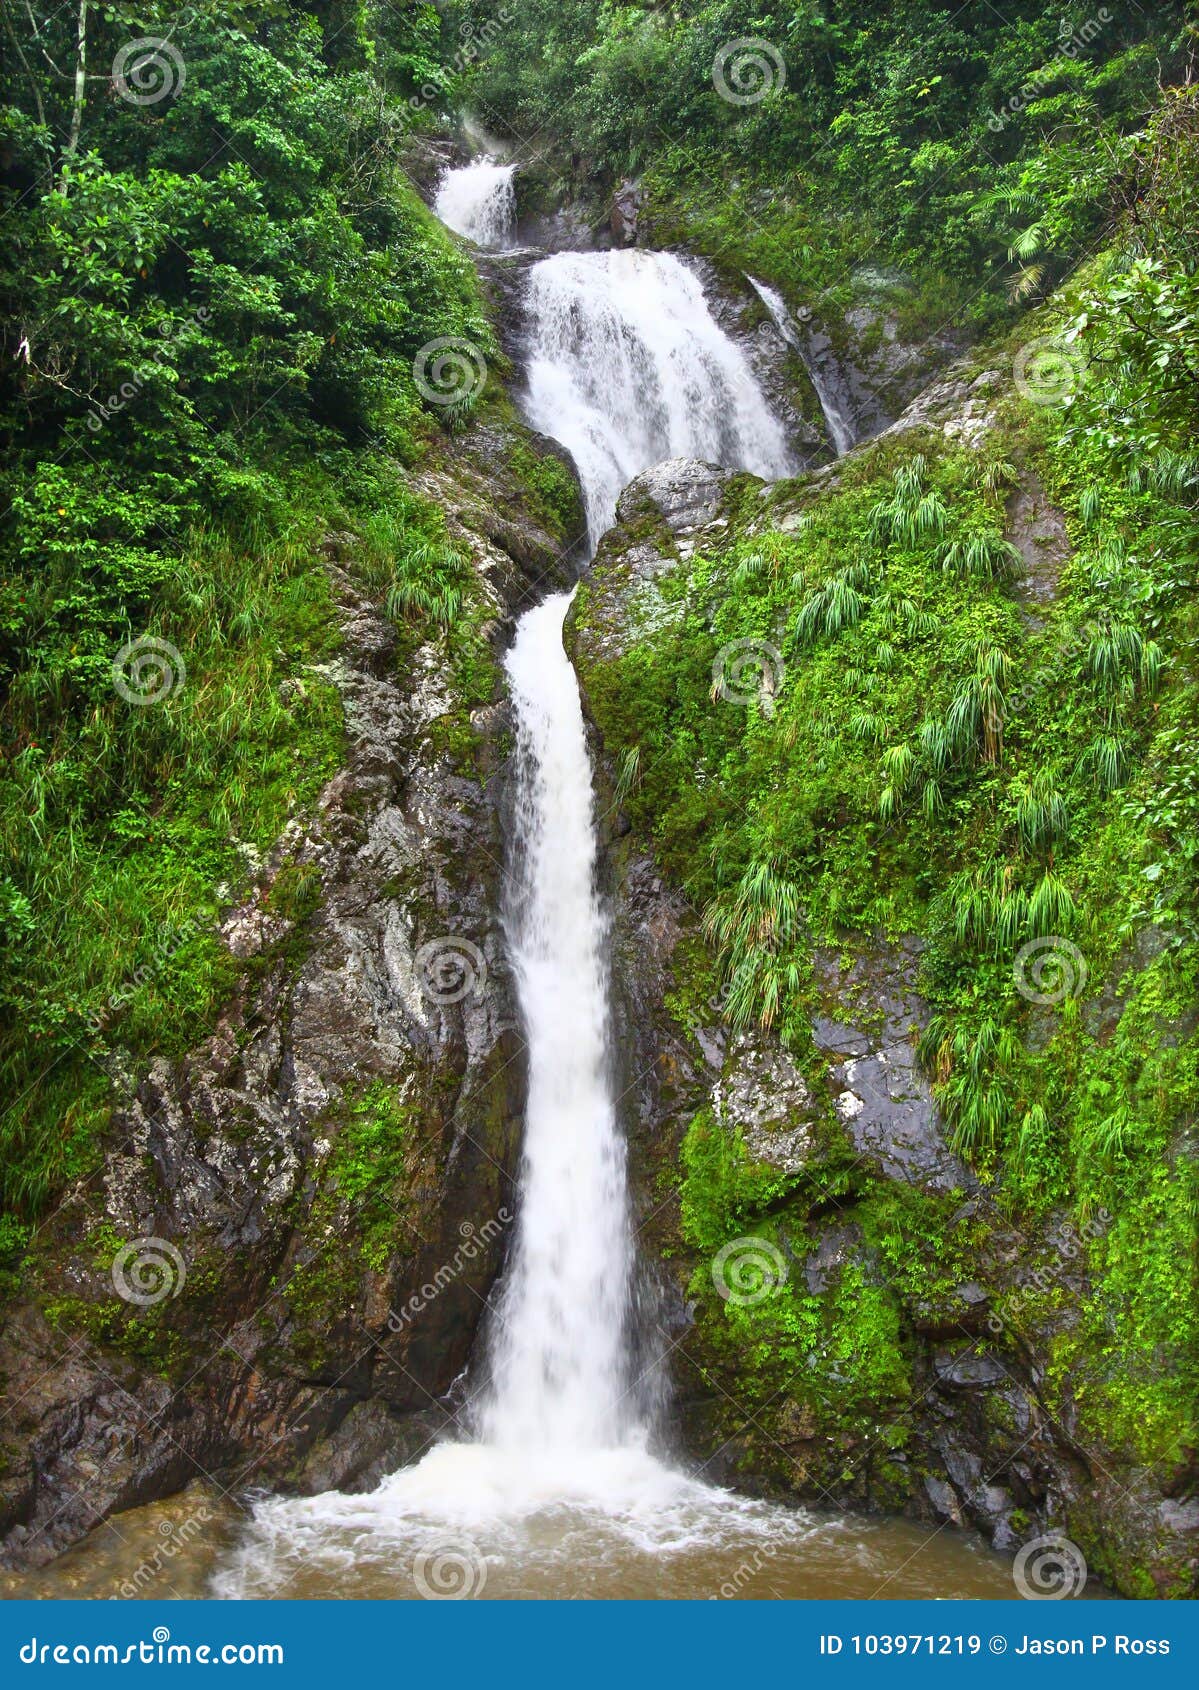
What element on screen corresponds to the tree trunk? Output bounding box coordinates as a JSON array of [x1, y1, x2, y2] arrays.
[[62, 0, 87, 163]]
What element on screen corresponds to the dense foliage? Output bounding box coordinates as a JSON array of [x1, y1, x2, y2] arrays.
[[453, 0, 1188, 326], [0, 2, 489, 1221], [571, 86, 1199, 1494]]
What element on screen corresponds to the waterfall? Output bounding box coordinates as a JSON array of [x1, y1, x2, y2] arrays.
[[434, 157, 516, 250], [478, 593, 635, 1450], [210, 231, 846, 1600], [523, 251, 794, 547], [748, 275, 858, 457]]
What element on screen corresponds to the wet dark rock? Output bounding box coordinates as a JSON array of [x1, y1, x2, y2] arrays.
[[811, 939, 972, 1194], [688, 260, 830, 466], [841, 275, 971, 440], [833, 1044, 974, 1194], [804, 1225, 864, 1295], [933, 1349, 1010, 1390], [290, 1403, 452, 1497], [610, 179, 644, 245], [811, 1016, 871, 1057]]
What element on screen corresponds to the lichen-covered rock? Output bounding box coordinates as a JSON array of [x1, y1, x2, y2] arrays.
[[882, 364, 1003, 450], [715, 1035, 813, 1174]]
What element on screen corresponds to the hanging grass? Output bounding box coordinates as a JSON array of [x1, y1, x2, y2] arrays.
[[702, 860, 805, 1030], [1014, 769, 1070, 857], [937, 531, 1022, 581]]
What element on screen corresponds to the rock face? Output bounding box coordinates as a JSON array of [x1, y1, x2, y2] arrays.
[[840, 275, 970, 440], [610, 179, 644, 246], [567, 452, 1199, 1600], [0, 422, 579, 1570], [689, 262, 830, 466], [814, 944, 975, 1195]]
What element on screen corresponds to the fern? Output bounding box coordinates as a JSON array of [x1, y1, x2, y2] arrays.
[[614, 744, 642, 805], [1082, 734, 1128, 792], [979, 459, 1019, 496], [794, 561, 873, 645], [1027, 870, 1076, 939]]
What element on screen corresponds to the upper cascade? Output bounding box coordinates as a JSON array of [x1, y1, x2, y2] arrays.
[[520, 250, 794, 550], [434, 157, 517, 250]]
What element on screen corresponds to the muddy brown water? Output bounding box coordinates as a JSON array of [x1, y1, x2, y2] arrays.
[[0, 1483, 1105, 1602]]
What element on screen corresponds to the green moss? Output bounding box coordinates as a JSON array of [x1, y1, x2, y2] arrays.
[[505, 440, 585, 542], [264, 862, 323, 924], [280, 1080, 423, 1360]]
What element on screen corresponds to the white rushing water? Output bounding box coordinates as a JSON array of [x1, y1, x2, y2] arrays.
[[747, 274, 858, 457], [523, 251, 793, 546], [434, 156, 516, 250], [212, 226, 966, 1601], [479, 594, 635, 1451]]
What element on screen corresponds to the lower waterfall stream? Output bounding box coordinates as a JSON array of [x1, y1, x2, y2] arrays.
[[9, 163, 1022, 1602]]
